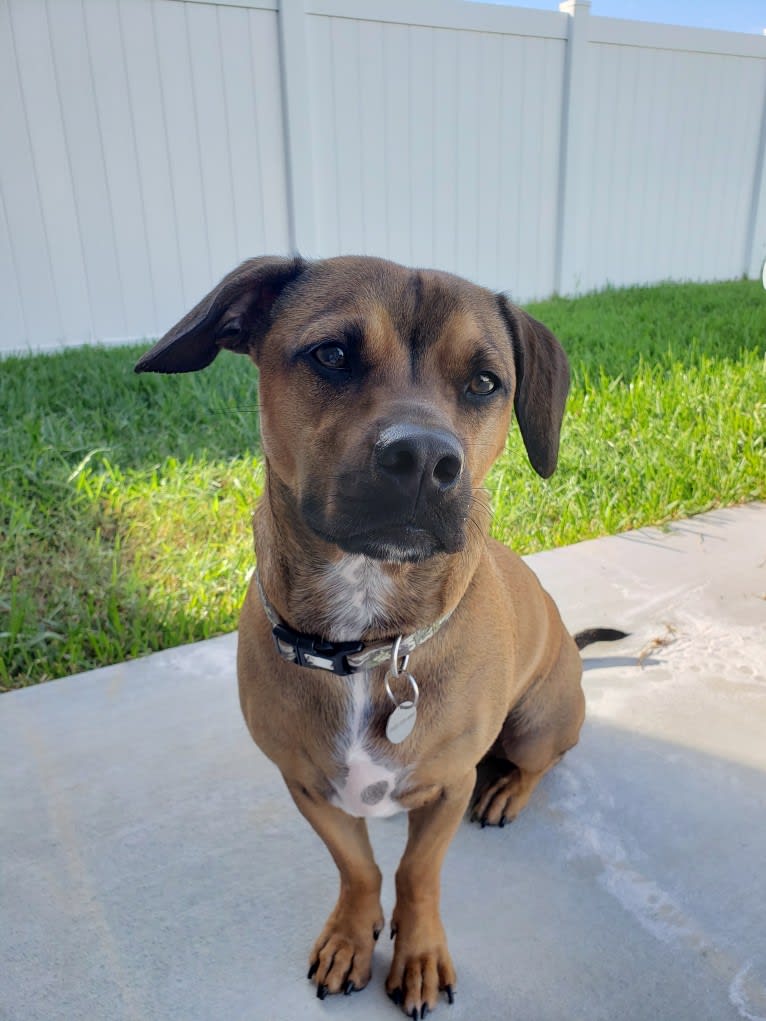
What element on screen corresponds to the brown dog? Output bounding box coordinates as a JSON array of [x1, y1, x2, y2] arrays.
[[136, 256, 621, 1018]]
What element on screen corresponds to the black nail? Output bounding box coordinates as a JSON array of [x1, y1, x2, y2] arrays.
[[499, 815, 506, 828], [344, 980, 356, 996], [390, 925, 398, 940], [481, 817, 487, 828], [410, 1009, 418, 1020], [388, 988, 403, 1005], [421, 1006, 429, 1019], [307, 960, 318, 980], [445, 985, 455, 1005], [373, 927, 381, 942], [317, 984, 328, 1000]]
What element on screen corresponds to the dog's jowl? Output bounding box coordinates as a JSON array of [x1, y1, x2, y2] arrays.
[[136, 256, 621, 1017]]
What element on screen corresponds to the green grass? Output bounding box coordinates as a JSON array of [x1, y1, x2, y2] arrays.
[[1, 279, 764, 689]]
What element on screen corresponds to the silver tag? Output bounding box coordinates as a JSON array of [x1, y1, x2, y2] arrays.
[[386, 700, 417, 744]]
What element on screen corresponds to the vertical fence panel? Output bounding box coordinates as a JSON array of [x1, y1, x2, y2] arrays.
[[47, 0, 126, 339], [119, 0, 185, 333], [248, 8, 291, 254], [496, 34, 527, 299], [184, 3, 239, 285], [331, 17, 366, 254], [84, 0, 158, 337], [556, 0, 591, 295], [628, 47, 657, 286], [357, 19, 388, 256], [453, 28, 481, 282], [747, 67, 766, 278], [8, 0, 93, 344], [574, 25, 766, 294], [383, 22, 413, 264], [409, 25, 436, 270], [217, 6, 266, 263], [306, 14, 338, 254], [431, 26, 460, 275], [0, 189, 26, 348], [474, 31, 502, 289], [152, 1, 213, 304], [0, 0, 59, 348], [305, 8, 566, 297], [278, 0, 315, 255]]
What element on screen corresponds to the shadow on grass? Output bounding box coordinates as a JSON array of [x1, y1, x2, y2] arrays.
[[0, 344, 264, 688]]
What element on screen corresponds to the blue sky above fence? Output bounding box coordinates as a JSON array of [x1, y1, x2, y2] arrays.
[[474, 1, 765, 35]]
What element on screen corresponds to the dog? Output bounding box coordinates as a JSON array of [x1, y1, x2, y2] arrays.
[[136, 256, 623, 1017]]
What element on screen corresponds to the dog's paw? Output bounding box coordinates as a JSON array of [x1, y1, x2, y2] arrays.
[[307, 903, 384, 998], [471, 763, 528, 827], [385, 918, 456, 1017]]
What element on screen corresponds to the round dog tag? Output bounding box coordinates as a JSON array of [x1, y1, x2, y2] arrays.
[[386, 700, 417, 744]]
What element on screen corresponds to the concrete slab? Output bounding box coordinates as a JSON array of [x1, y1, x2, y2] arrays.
[[2, 504, 765, 1021]]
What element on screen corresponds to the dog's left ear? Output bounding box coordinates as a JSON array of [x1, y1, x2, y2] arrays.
[[496, 295, 570, 478], [135, 256, 306, 374]]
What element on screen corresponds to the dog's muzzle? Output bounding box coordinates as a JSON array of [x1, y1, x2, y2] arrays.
[[302, 422, 471, 562], [374, 424, 464, 496]]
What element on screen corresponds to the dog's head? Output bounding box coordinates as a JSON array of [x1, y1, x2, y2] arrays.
[[136, 256, 569, 563]]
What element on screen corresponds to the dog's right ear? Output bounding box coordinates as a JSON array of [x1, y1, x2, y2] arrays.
[[134, 256, 306, 374], [496, 294, 570, 479]]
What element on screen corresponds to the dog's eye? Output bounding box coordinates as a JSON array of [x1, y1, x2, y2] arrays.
[[216, 319, 243, 341], [468, 372, 500, 396], [312, 343, 348, 370]]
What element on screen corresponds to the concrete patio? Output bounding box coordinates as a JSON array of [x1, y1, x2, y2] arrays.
[[2, 504, 765, 1021]]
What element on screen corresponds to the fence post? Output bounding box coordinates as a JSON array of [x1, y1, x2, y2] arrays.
[[277, 0, 316, 255], [745, 55, 766, 279], [555, 0, 591, 296]]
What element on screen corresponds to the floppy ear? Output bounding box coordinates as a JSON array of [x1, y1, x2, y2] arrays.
[[134, 256, 306, 374], [496, 295, 570, 478]]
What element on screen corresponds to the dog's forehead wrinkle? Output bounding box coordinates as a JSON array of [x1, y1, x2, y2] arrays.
[[399, 271, 467, 376]]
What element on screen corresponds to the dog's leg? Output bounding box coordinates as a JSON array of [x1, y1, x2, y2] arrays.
[[473, 633, 585, 828], [287, 783, 385, 998], [386, 770, 475, 1017]]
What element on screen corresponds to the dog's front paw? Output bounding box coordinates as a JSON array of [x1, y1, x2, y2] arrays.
[[385, 916, 456, 1018], [307, 899, 385, 999]]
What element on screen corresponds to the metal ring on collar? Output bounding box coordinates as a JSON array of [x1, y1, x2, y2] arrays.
[[389, 634, 410, 678], [384, 669, 419, 709]]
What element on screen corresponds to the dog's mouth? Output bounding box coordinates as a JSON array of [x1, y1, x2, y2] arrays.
[[335, 524, 452, 563], [302, 501, 467, 563]]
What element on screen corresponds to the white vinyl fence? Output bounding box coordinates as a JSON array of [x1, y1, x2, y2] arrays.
[[1, 0, 765, 353]]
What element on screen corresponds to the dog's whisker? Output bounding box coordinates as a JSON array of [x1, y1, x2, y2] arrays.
[[464, 516, 490, 553]]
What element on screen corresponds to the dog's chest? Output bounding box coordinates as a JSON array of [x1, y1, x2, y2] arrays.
[[330, 671, 406, 819], [317, 556, 408, 818], [317, 554, 395, 641]]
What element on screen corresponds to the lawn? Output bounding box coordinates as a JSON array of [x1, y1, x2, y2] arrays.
[[1, 279, 764, 689]]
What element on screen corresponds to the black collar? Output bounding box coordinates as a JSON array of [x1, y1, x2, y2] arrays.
[[254, 571, 453, 676]]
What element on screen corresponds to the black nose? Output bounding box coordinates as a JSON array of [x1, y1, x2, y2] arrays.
[[375, 424, 464, 493]]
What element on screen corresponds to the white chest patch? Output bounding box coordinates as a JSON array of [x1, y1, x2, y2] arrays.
[[317, 556, 410, 817], [329, 672, 408, 819], [319, 555, 395, 641]]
